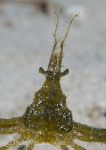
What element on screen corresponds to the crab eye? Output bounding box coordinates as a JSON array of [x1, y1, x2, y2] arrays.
[[61, 69, 69, 77], [39, 67, 47, 76]]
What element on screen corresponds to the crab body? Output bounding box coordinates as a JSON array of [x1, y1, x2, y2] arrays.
[[23, 80, 73, 133]]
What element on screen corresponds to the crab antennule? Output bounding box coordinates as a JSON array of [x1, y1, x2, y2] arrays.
[[61, 13, 79, 48], [48, 12, 59, 71]]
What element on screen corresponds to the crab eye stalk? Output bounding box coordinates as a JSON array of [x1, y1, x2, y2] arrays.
[[39, 67, 47, 76], [61, 69, 69, 77]]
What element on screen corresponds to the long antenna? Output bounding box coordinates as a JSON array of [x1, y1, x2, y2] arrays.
[[48, 12, 59, 69], [53, 11, 59, 51], [59, 12, 79, 68], [61, 12, 79, 47]]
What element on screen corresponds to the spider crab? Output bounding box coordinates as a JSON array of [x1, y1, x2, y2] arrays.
[[0, 13, 106, 150]]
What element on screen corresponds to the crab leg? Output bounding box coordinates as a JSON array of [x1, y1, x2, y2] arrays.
[[27, 141, 35, 150], [0, 127, 21, 134], [0, 117, 24, 135], [0, 117, 23, 128], [73, 122, 106, 143], [60, 145, 69, 150], [70, 141, 86, 150]]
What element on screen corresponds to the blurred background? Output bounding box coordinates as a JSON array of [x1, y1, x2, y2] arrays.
[[0, 0, 106, 149]]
